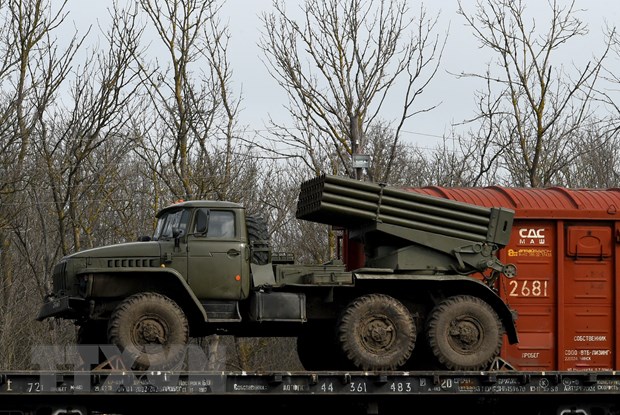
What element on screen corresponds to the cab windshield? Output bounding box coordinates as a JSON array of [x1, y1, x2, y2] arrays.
[[153, 209, 190, 240]]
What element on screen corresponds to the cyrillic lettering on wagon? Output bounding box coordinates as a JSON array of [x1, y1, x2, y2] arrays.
[[518, 228, 545, 245]]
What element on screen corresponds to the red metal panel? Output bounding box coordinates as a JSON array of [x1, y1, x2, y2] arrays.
[[615, 222, 620, 370], [402, 185, 620, 371], [562, 226, 614, 370], [496, 219, 615, 371], [408, 186, 620, 220], [498, 220, 557, 371], [502, 305, 555, 370], [566, 227, 612, 257], [562, 306, 614, 370]]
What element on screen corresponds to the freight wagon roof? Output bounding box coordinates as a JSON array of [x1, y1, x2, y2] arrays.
[[403, 186, 620, 219]]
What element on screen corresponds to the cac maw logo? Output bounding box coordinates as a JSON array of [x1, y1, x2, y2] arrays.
[[519, 228, 545, 245]]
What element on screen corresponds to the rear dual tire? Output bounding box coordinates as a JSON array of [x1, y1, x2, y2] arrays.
[[337, 294, 416, 371]]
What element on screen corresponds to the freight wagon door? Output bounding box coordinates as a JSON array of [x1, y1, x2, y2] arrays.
[[500, 222, 615, 371], [499, 221, 557, 370], [561, 225, 614, 371]]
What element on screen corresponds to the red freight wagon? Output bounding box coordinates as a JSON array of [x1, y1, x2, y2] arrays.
[[404, 185, 620, 372]]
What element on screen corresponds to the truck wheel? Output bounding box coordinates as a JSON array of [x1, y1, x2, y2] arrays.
[[426, 295, 504, 370], [297, 322, 343, 370], [246, 215, 269, 265], [337, 294, 416, 371], [108, 292, 189, 370]]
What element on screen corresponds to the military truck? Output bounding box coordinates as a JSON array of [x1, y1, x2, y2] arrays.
[[37, 174, 518, 372]]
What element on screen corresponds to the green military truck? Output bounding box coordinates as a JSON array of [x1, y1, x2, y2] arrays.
[[37, 174, 518, 372]]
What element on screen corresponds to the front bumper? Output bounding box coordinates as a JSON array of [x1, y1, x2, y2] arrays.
[[36, 295, 87, 321]]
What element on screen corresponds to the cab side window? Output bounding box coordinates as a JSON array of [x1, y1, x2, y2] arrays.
[[207, 210, 235, 238]]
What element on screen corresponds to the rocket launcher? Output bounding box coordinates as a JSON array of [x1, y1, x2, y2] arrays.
[[296, 174, 516, 278]]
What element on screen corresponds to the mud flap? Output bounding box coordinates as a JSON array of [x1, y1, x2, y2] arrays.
[[251, 263, 276, 287]]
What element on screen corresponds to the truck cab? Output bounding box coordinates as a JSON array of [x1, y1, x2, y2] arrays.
[[37, 201, 253, 323], [36, 201, 267, 370], [153, 201, 252, 301]]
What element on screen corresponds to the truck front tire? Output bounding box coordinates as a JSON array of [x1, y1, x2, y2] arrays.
[[108, 292, 189, 370], [426, 295, 504, 370], [337, 294, 416, 371]]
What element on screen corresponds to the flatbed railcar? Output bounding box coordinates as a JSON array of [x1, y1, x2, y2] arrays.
[[1, 369, 619, 415]]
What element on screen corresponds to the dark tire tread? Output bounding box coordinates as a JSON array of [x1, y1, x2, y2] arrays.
[[246, 215, 269, 265], [337, 293, 416, 371], [108, 292, 189, 370], [426, 295, 503, 371]]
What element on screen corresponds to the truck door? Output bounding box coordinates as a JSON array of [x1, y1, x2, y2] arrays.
[[186, 208, 245, 300], [156, 208, 190, 278]]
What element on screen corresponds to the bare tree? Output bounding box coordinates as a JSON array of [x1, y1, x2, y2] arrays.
[[0, 0, 80, 302], [11, 2, 142, 369], [556, 123, 620, 188], [259, 0, 446, 181], [0, 0, 144, 369], [598, 26, 620, 182], [0, 1, 85, 367], [457, 0, 612, 187], [446, 72, 513, 187], [134, 0, 261, 204], [35, 3, 143, 257]]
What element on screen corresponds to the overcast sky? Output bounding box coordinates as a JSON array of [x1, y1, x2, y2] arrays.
[[63, 0, 619, 150]]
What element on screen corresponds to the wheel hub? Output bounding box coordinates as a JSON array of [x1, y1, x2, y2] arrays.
[[362, 317, 395, 351], [135, 318, 166, 344], [449, 317, 482, 350]]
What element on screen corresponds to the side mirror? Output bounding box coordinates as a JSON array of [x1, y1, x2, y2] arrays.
[[195, 210, 209, 234], [172, 228, 185, 248]]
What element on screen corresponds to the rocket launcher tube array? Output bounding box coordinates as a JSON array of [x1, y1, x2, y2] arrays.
[[296, 174, 514, 246], [320, 183, 491, 225], [320, 193, 491, 239]]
